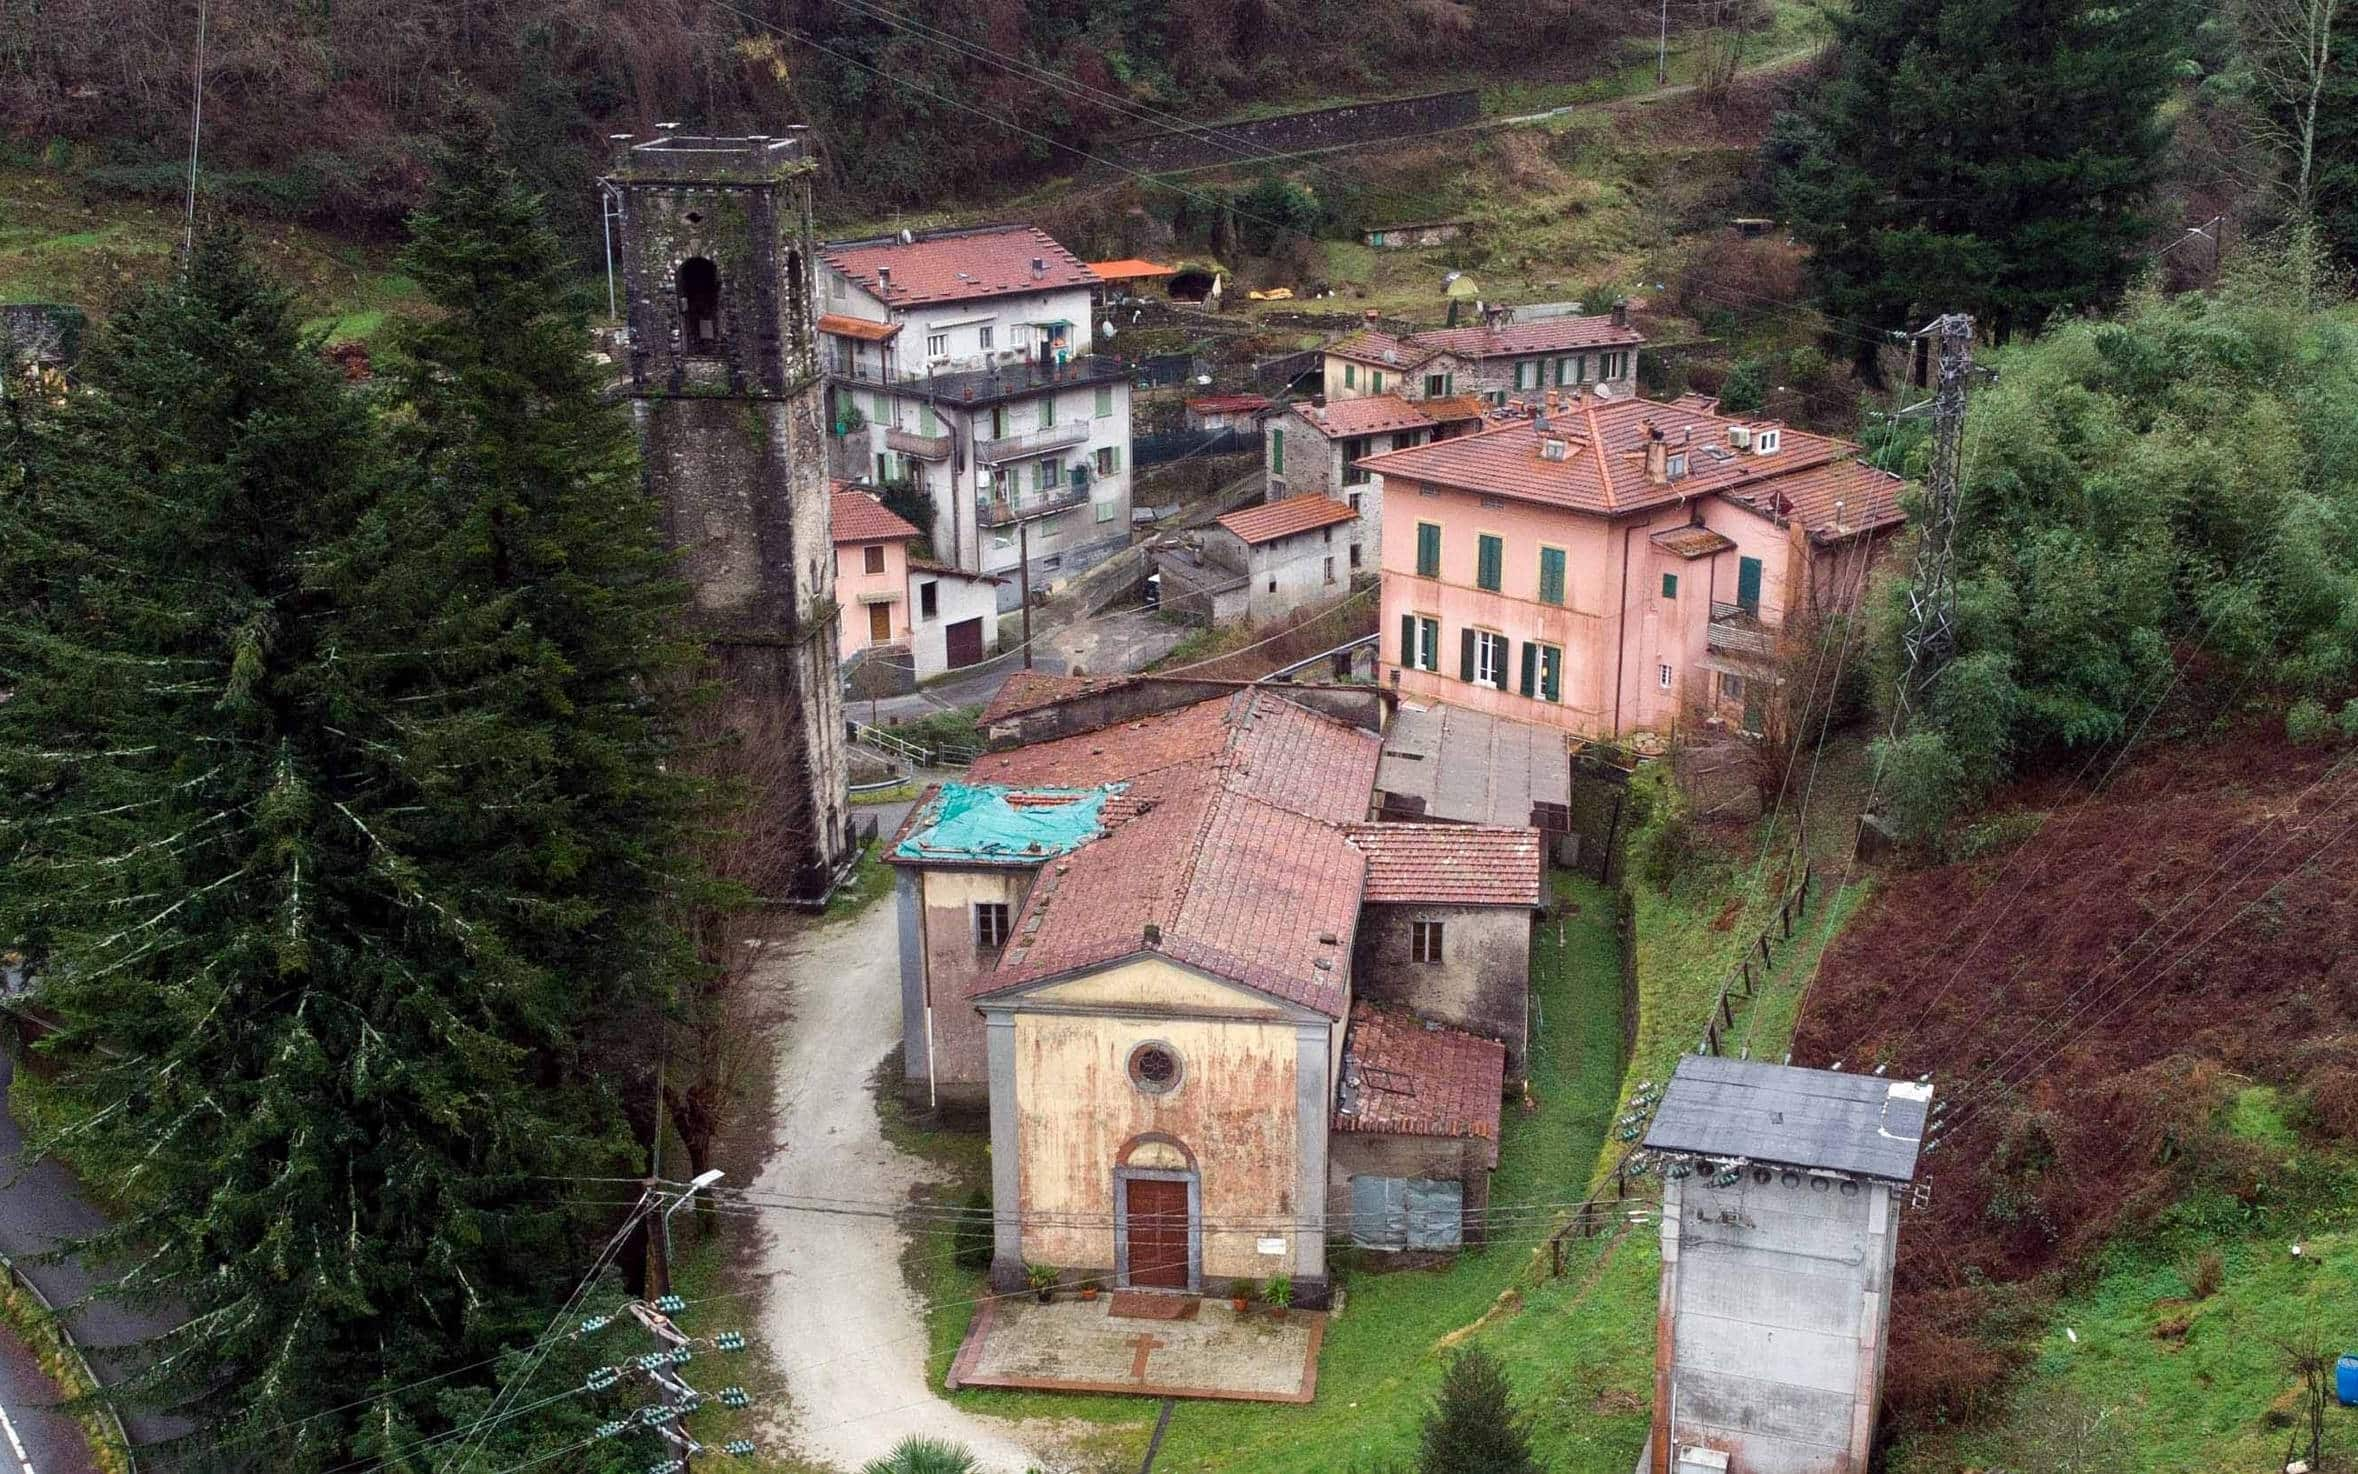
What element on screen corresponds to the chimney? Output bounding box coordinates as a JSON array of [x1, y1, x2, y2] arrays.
[[1611, 300, 1630, 329], [1544, 388, 1561, 412], [1031, 256, 1046, 277], [1643, 420, 1669, 484], [876, 266, 892, 290], [1143, 922, 1163, 948]]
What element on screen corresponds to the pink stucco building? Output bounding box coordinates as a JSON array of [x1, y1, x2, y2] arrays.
[[833, 485, 1004, 688], [1364, 392, 1906, 739]]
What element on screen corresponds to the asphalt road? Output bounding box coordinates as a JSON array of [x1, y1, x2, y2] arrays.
[[0, 1047, 193, 1459], [0, 1325, 99, 1474]]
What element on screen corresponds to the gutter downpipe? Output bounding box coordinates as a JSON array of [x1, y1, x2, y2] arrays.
[[1613, 519, 1642, 737]]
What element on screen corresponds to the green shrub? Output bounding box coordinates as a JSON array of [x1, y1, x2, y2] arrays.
[[1717, 357, 1769, 414], [2286, 697, 2332, 745], [1874, 729, 1970, 846], [1417, 1347, 1540, 1474]]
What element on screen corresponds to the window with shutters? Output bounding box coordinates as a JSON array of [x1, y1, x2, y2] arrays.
[[1474, 629, 1507, 688], [1096, 445, 1121, 476], [1371, 371, 1385, 393], [1401, 613, 1441, 672], [1415, 522, 1442, 578], [1425, 373, 1447, 397], [1661, 572, 1678, 599], [1343, 437, 1372, 486], [1539, 643, 1563, 702], [1476, 534, 1503, 592], [1038, 395, 1056, 429], [1538, 546, 1567, 605], [1737, 555, 1763, 614], [1344, 362, 1357, 389], [1095, 386, 1114, 417], [863, 544, 886, 575], [1270, 428, 1285, 474], [919, 401, 938, 436], [1411, 920, 1445, 963]]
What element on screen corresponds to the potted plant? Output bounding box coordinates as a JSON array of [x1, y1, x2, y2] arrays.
[[1262, 1273, 1294, 1319], [1026, 1263, 1058, 1304], [1228, 1277, 1256, 1313], [1079, 1279, 1100, 1303]]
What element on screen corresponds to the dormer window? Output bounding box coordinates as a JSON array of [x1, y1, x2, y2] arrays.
[[1666, 452, 1688, 480], [1755, 428, 1782, 455]]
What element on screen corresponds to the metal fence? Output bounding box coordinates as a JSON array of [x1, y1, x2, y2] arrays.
[[1134, 426, 1263, 467]]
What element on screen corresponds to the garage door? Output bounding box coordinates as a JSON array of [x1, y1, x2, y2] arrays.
[[945, 616, 985, 669]]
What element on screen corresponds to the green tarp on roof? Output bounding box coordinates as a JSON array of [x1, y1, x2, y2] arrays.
[[894, 782, 1116, 862]]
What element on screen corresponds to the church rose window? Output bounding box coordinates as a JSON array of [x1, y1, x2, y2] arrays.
[[1127, 1042, 1181, 1094]]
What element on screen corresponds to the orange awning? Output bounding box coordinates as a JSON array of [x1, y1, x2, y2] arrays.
[[1086, 258, 1179, 282], [818, 313, 901, 342]]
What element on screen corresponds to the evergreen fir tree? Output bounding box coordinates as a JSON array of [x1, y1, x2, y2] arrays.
[[1777, 0, 2190, 369], [0, 209, 698, 1468], [1417, 1348, 1542, 1474]]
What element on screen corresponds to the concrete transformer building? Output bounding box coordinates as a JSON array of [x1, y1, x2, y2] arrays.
[[606, 131, 851, 901], [1640, 1057, 1931, 1474]]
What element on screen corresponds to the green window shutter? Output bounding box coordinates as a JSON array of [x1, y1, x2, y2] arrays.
[[919, 401, 938, 436], [1345, 363, 1356, 388], [1477, 534, 1502, 592], [1401, 614, 1417, 668], [1459, 627, 1477, 682], [1095, 386, 1113, 417], [1445, 373, 1455, 395], [1271, 428, 1285, 474], [1539, 547, 1565, 605], [1662, 572, 1679, 599], [1417, 522, 1441, 578], [1420, 618, 1439, 670], [1519, 641, 1537, 697], [1541, 645, 1562, 702], [1039, 396, 1055, 428], [1372, 371, 1385, 393], [1110, 445, 1121, 472], [1737, 556, 1763, 613]]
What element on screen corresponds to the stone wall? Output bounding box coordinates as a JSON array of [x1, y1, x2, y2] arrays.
[[982, 676, 1389, 749], [1351, 904, 1532, 1078], [1093, 90, 1480, 176]]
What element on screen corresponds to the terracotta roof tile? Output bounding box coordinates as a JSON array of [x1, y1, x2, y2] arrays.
[[1652, 525, 1738, 559], [822, 225, 1096, 308], [832, 489, 921, 543], [1186, 394, 1274, 415], [817, 313, 900, 342], [1217, 492, 1359, 546], [972, 689, 1234, 785], [977, 671, 1136, 726], [1295, 393, 1436, 440], [1346, 823, 1543, 906], [1361, 392, 1906, 535], [963, 691, 1381, 1015], [1326, 329, 1432, 370], [1407, 313, 1644, 359], [1334, 1005, 1505, 1157]]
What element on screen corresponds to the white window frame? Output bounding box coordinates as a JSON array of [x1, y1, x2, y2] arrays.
[[926, 332, 948, 357], [978, 324, 994, 350], [1475, 630, 1508, 689]]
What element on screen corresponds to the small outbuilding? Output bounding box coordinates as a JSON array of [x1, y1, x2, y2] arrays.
[[1211, 492, 1361, 623]]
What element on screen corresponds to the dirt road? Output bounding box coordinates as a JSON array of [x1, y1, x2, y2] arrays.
[[749, 896, 1044, 1473]]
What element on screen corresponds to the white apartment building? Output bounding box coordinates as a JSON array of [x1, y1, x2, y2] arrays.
[[819, 225, 1134, 608]]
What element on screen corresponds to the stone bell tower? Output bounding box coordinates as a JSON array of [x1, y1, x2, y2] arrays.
[[606, 130, 848, 901]]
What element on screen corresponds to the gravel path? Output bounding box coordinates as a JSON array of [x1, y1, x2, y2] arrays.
[[749, 897, 1044, 1473]]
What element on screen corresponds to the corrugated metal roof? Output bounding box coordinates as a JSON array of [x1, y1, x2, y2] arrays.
[[1642, 1056, 1930, 1182]]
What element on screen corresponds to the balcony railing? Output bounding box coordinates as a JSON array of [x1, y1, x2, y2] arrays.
[[883, 425, 953, 461], [976, 483, 1091, 527], [1707, 601, 1775, 659], [830, 352, 1128, 408], [975, 418, 1090, 464]]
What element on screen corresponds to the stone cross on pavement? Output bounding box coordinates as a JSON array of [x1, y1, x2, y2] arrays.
[[1127, 1331, 1165, 1383]]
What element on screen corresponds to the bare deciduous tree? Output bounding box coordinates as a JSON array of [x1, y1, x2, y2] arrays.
[[2239, 0, 2343, 221]]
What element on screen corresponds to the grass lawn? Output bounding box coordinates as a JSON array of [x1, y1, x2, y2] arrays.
[[1892, 1088, 2358, 1474], [821, 846, 896, 923]]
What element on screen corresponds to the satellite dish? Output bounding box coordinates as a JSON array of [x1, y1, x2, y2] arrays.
[[900, 228, 915, 245], [1197, 374, 1213, 386], [1101, 319, 1116, 336]]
